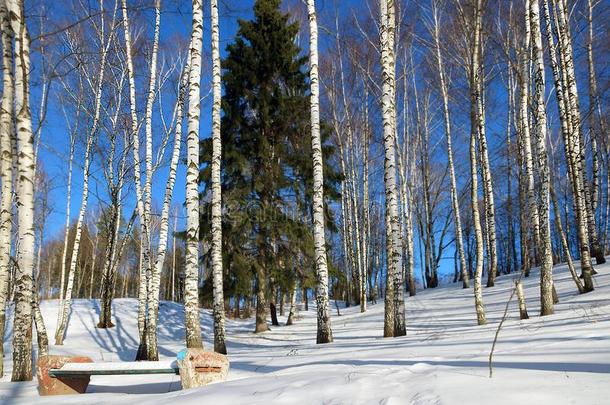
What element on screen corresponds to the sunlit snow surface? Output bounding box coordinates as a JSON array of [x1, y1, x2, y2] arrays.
[[2, 259, 610, 404]]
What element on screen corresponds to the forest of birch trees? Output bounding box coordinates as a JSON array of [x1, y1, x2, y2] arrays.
[[0, 0, 608, 382]]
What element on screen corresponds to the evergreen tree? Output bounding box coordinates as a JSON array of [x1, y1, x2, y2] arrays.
[[200, 0, 341, 333]]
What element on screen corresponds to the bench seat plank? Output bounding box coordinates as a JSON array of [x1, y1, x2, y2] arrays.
[[49, 361, 180, 377]]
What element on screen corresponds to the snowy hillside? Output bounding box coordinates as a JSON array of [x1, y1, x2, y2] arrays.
[[2, 260, 610, 404]]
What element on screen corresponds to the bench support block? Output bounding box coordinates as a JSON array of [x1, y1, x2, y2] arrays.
[[37, 355, 94, 396], [177, 349, 229, 389]]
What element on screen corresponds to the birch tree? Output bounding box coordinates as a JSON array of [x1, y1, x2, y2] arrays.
[[379, 0, 405, 337], [7, 0, 36, 381], [529, 0, 554, 315], [185, 0, 204, 349], [210, 0, 227, 353], [0, 0, 14, 378], [307, 0, 333, 345], [469, 0, 486, 325], [519, 0, 541, 277]]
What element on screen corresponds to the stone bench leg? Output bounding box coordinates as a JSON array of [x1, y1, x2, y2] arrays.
[[177, 349, 229, 389], [37, 355, 94, 396]]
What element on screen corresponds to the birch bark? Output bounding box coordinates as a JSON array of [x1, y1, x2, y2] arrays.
[[519, 0, 541, 272], [210, 0, 227, 353], [184, 0, 204, 348], [379, 0, 405, 337], [307, 0, 333, 344], [0, 0, 14, 378], [529, 0, 555, 315], [143, 0, 161, 360], [469, 0, 487, 325], [8, 0, 36, 381]]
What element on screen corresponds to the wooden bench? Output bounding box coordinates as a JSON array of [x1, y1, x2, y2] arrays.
[[37, 350, 229, 396]]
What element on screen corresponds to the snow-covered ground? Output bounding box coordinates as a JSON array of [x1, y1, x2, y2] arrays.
[[2, 260, 610, 404]]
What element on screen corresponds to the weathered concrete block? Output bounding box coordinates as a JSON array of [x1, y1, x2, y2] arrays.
[[177, 349, 229, 389], [37, 355, 94, 396]]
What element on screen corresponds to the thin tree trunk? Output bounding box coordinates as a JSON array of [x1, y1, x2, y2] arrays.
[[142, 0, 162, 361], [519, 0, 541, 277], [286, 281, 297, 326], [469, 0, 487, 326], [362, 87, 371, 305], [172, 212, 177, 302], [55, 1, 112, 344], [550, 182, 584, 293], [120, 0, 153, 353], [56, 124, 75, 308], [88, 234, 99, 299], [32, 272, 48, 357], [476, 67, 498, 288], [432, 3, 469, 289], [54, 128, 95, 346]]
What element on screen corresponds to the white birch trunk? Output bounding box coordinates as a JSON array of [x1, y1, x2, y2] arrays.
[[520, 0, 541, 271], [142, 0, 161, 361], [307, 0, 333, 344], [184, 0, 204, 349], [475, 72, 498, 288], [379, 0, 405, 337], [56, 130, 75, 322], [362, 89, 371, 304], [0, 0, 14, 378], [54, 133, 95, 345], [120, 0, 153, 345], [8, 0, 35, 381], [172, 211, 177, 302], [469, 0, 487, 326], [210, 0, 227, 353], [146, 58, 189, 355], [529, 0, 554, 316]]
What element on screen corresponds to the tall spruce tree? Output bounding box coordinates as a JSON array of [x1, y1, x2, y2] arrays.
[[200, 0, 340, 334]]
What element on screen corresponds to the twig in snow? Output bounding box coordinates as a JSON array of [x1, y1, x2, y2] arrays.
[[488, 271, 525, 378]]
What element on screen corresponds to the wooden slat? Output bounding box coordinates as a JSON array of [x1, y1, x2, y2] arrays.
[[49, 368, 179, 377], [48, 361, 180, 377]]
